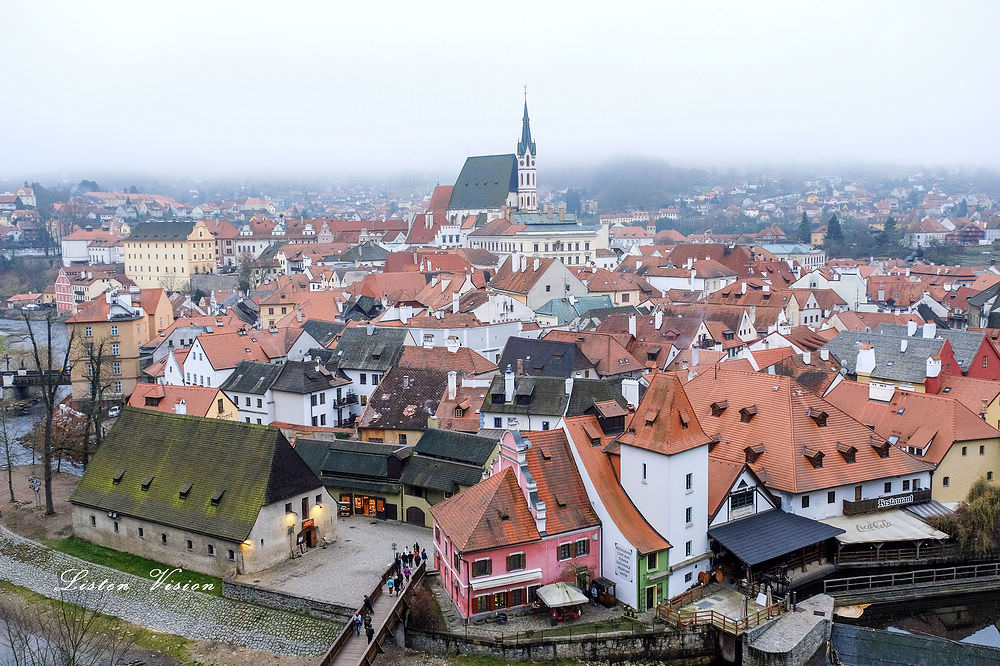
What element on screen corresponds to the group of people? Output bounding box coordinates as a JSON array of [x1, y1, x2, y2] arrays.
[[387, 542, 427, 598], [352, 543, 431, 645], [353, 595, 376, 643]]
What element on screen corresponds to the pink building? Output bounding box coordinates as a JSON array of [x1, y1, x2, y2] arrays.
[[431, 430, 601, 618], [54, 269, 75, 314]]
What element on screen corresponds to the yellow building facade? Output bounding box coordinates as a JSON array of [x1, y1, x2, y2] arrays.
[[124, 220, 216, 290], [66, 293, 148, 399], [930, 437, 1000, 504]]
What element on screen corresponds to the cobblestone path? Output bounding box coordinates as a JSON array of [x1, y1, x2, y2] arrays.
[[0, 526, 340, 655]]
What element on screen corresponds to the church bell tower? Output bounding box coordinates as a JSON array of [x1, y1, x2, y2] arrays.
[[516, 94, 537, 212]]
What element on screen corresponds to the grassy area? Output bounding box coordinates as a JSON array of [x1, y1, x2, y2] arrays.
[[0, 580, 193, 662], [50, 537, 223, 596]]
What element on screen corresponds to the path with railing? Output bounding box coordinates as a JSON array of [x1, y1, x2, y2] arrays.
[[655, 584, 785, 636], [317, 560, 426, 666], [823, 561, 1000, 603]]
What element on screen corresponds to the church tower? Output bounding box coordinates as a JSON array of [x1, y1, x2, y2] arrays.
[[516, 97, 537, 212]]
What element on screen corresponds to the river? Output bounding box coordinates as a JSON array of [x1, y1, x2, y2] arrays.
[[846, 591, 1000, 649], [0, 317, 75, 471]]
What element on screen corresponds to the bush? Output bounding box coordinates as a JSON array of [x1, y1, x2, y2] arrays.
[[407, 581, 444, 631], [931, 479, 1000, 558]]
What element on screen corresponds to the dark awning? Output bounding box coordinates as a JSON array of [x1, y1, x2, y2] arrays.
[[708, 510, 845, 566]]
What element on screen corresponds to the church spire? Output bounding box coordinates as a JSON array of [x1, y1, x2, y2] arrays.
[[517, 95, 535, 158]]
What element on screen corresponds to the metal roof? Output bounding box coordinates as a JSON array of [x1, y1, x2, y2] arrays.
[[708, 510, 844, 566]]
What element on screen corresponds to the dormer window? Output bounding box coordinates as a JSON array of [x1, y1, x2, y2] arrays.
[[744, 443, 764, 464], [679, 410, 690, 429], [803, 446, 824, 469], [644, 409, 659, 425], [739, 405, 758, 423], [210, 489, 225, 506], [179, 483, 192, 500], [807, 408, 828, 427], [455, 406, 465, 418], [836, 441, 857, 463], [871, 437, 891, 459], [141, 476, 154, 491], [112, 469, 124, 485], [711, 400, 728, 417]]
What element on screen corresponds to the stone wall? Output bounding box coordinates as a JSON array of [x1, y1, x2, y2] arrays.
[[406, 626, 714, 664], [742, 594, 833, 666], [222, 578, 354, 623]]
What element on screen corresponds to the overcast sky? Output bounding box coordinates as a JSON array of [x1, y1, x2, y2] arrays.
[[3, 1, 998, 180]]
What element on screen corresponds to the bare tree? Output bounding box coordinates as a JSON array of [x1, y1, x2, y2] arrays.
[[0, 590, 136, 666], [0, 400, 15, 503], [74, 338, 114, 470], [22, 311, 74, 516]]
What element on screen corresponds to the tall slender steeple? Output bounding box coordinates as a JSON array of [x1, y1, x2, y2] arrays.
[[516, 90, 537, 212]]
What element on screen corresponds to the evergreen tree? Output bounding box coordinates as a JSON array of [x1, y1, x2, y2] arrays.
[[797, 212, 811, 243], [826, 213, 843, 240], [955, 198, 968, 217]]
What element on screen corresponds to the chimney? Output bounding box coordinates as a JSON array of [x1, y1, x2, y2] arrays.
[[174, 399, 186, 415], [926, 355, 942, 378], [533, 500, 547, 534], [628, 313, 637, 338], [565, 377, 574, 396], [447, 370, 457, 400], [511, 253, 519, 273], [762, 284, 770, 293], [654, 309, 663, 330], [856, 344, 876, 376], [504, 364, 515, 402], [922, 322, 937, 339], [568, 294, 577, 305], [907, 320, 918, 336], [621, 377, 640, 408], [516, 358, 524, 376], [691, 346, 700, 367], [447, 337, 460, 353], [521, 255, 527, 272], [532, 257, 540, 271], [741, 281, 747, 295], [802, 351, 811, 365], [366, 324, 374, 336], [820, 348, 829, 361], [452, 290, 460, 314], [900, 339, 908, 353], [426, 210, 433, 227], [636, 260, 642, 270], [689, 269, 696, 288]]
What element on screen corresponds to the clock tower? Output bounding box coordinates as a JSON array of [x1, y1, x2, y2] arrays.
[[516, 96, 537, 212]]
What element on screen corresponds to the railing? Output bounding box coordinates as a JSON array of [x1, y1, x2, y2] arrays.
[[316, 560, 426, 666], [655, 584, 785, 635], [835, 542, 962, 565], [336, 394, 359, 406], [824, 561, 1000, 595]]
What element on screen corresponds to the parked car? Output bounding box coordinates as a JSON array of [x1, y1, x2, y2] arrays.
[[107, 405, 121, 418]]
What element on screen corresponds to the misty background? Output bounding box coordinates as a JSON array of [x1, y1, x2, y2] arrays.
[[3, 1, 998, 184]]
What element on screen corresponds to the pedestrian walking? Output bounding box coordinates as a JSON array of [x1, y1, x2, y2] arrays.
[[395, 574, 403, 595], [421, 548, 427, 564], [404, 565, 411, 584], [387, 577, 394, 596], [413, 541, 420, 554], [363, 594, 374, 615], [353, 612, 362, 637], [366, 623, 375, 643]]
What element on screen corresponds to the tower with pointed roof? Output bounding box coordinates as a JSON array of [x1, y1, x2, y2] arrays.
[[516, 96, 537, 212]]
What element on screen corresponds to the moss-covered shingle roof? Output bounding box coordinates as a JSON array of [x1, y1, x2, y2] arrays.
[[70, 408, 322, 543]]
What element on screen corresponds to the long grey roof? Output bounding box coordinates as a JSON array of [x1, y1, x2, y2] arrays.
[[822, 330, 945, 383], [482, 375, 570, 416], [447, 154, 517, 211], [271, 360, 346, 394], [220, 360, 283, 394], [497, 337, 593, 378], [415, 430, 498, 466], [876, 324, 985, 372], [128, 221, 196, 242], [331, 326, 408, 372], [400, 456, 483, 493], [302, 320, 344, 347]]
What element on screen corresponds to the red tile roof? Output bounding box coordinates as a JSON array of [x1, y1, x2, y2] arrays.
[[431, 467, 539, 552], [616, 373, 714, 456], [682, 369, 933, 493], [128, 384, 228, 418], [564, 416, 670, 554]]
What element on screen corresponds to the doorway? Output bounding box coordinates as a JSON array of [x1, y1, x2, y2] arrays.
[[406, 506, 426, 526], [645, 585, 656, 611]]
